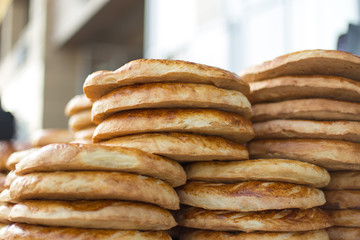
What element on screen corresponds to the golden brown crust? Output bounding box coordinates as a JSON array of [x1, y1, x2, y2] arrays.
[[252, 98, 360, 122], [10, 171, 179, 210], [249, 75, 360, 103], [9, 200, 176, 230], [15, 143, 186, 187], [185, 159, 330, 188], [93, 109, 254, 143], [248, 139, 360, 170], [83, 59, 249, 101], [6, 148, 39, 171], [68, 110, 96, 131], [30, 129, 74, 147], [324, 190, 360, 209], [325, 209, 360, 227], [4, 170, 17, 188], [64, 94, 93, 116], [0, 141, 14, 170], [101, 133, 249, 162], [253, 119, 360, 143], [180, 229, 330, 240], [177, 180, 325, 211], [327, 227, 360, 240], [4, 223, 172, 240], [326, 171, 360, 190], [240, 49, 360, 82], [176, 206, 332, 232], [92, 83, 251, 124]]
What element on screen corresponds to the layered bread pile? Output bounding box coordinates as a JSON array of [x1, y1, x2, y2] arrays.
[[30, 128, 74, 147], [65, 95, 96, 143], [3, 142, 184, 239], [83, 59, 332, 239], [241, 49, 360, 240]]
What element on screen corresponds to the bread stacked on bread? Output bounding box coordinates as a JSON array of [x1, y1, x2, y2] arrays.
[[241, 49, 360, 240], [4, 143, 184, 239], [65, 94, 96, 143], [30, 128, 74, 147]]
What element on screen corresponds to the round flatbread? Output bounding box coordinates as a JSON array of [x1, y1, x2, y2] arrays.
[[4, 171, 17, 188], [176, 206, 332, 232], [253, 119, 360, 143], [83, 59, 249, 101], [325, 209, 360, 227], [327, 227, 360, 240], [68, 110, 95, 131], [10, 171, 179, 210], [177, 180, 325, 211], [92, 83, 251, 124], [248, 139, 360, 170], [0, 189, 12, 203], [9, 200, 176, 230], [249, 75, 360, 103], [101, 133, 249, 162], [324, 190, 360, 209], [185, 159, 330, 188], [252, 98, 360, 122], [14, 143, 186, 187], [6, 148, 39, 171], [180, 229, 330, 240], [65, 94, 93, 116], [0, 141, 14, 170], [73, 126, 96, 140], [4, 223, 172, 240], [93, 109, 254, 143], [30, 129, 74, 147], [326, 171, 360, 190], [240, 49, 360, 82]]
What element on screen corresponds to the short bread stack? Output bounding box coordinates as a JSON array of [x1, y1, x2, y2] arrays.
[[83, 59, 332, 239], [65, 94, 96, 143], [5, 143, 185, 239], [241, 49, 360, 240]]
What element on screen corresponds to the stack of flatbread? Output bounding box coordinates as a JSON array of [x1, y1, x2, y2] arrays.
[[30, 128, 74, 147], [241, 49, 360, 240], [3, 142, 185, 239], [65, 94, 96, 143]]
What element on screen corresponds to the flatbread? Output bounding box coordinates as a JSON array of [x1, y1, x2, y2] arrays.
[[326, 171, 360, 190], [68, 110, 95, 131], [325, 209, 360, 227], [4, 223, 172, 240], [185, 159, 330, 188], [9, 200, 176, 230], [93, 109, 254, 143], [253, 119, 360, 143], [101, 133, 249, 162], [30, 129, 74, 147], [249, 75, 360, 104], [177, 180, 325, 211], [15, 143, 186, 187], [0, 173, 5, 193], [240, 49, 360, 82], [252, 98, 360, 122], [92, 83, 251, 124], [83, 59, 249, 101], [6, 148, 39, 171], [10, 171, 179, 210], [324, 190, 360, 209], [65, 94, 93, 116], [180, 229, 330, 240], [0, 189, 12, 203], [176, 206, 332, 232], [248, 139, 360, 170], [327, 227, 360, 240], [4, 170, 17, 188]]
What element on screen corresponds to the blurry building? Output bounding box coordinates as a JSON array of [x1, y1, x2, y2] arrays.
[[0, 0, 144, 140]]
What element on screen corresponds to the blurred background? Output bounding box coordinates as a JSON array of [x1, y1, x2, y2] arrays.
[[0, 0, 359, 141]]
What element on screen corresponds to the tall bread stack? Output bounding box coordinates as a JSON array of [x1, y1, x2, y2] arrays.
[[65, 94, 96, 143], [241, 49, 360, 240], [83, 59, 331, 239]]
